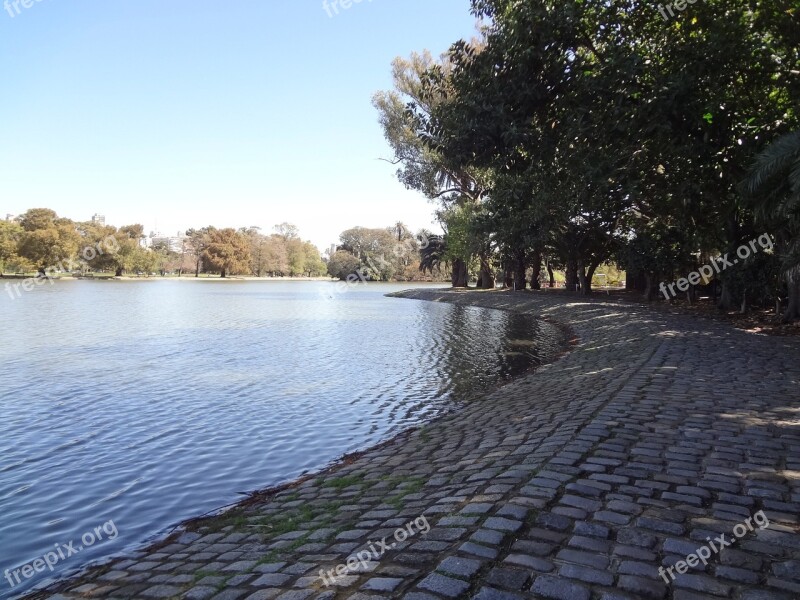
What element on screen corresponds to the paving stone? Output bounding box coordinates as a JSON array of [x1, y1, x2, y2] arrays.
[[211, 590, 248, 600], [555, 548, 608, 570], [436, 556, 483, 578], [536, 513, 573, 531], [361, 577, 403, 591], [673, 573, 732, 596], [636, 517, 686, 535], [558, 563, 614, 585], [663, 538, 701, 556], [472, 586, 524, 600], [573, 521, 609, 538], [714, 565, 760, 583], [417, 573, 471, 597], [617, 575, 668, 599], [253, 562, 287, 574], [772, 559, 800, 580], [274, 592, 314, 600], [252, 573, 292, 587], [485, 566, 530, 590], [483, 517, 523, 532], [568, 534, 610, 552], [140, 585, 184, 598], [471, 529, 505, 545], [458, 541, 499, 559], [531, 574, 591, 600], [460, 503, 495, 515], [503, 553, 554, 571]]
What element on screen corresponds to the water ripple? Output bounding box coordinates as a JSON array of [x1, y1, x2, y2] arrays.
[[0, 282, 562, 599]]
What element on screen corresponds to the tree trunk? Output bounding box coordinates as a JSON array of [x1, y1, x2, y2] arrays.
[[513, 250, 526, 291], [783, 268, 800, 322], [627, 271, 647, 291], [451, 258, 468, 288], [565, 259, 578, 292], [115, 267, 124, 277], [547, 263, 555, 288], [687, 284, 697, 305], [643, 272, 657, 301], [718, 279, 735, 310], [577, 263, 588, 295], [581, 264, 595, 296], [503, 268, 513, 289], [478, 252, 495, 289], [530, 250, 542, 290], [220, 270, 227, 279]]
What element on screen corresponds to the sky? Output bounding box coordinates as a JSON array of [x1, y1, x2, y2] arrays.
[[0, 0, 478, 252]]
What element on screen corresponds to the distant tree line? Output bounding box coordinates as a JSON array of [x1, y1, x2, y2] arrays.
[[0, 209, 327, 278], [374, 0, 800, 321], [327, 222, 449, 282]]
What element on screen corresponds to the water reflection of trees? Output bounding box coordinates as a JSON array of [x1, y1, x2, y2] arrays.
[[434, 305, 557, 404]]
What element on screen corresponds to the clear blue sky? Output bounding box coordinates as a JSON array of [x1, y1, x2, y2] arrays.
[[0, 0, 477, 251]]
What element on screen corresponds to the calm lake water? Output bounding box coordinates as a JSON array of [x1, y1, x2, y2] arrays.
[[0, 280, 562, 598]]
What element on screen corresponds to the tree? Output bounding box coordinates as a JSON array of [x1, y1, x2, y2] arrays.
[[374, 51, 489, 287], [77, 221, 119, 273], [302, 242, 327, 277], [263, 234, 290, 276], [743, 130, 800, 321], [273, 223, 300, 240], [419, 234, 446, 275], [327, 250, 362, 280], [17, 209, 81, 276], [388, 0, 798, 300], [0, 220, 23, 273], [186, 228, 212, 277], [201, 228, 251, 278], [338, 227, 398, 281], [239, 227, 270, 277], [286, 237, 307, 276], [105, 225, 148, 277]]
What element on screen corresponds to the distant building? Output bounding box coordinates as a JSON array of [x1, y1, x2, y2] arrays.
[[148, 231, 187, 253], [92, 214, 106, 225], [5, 214, 15, 222]]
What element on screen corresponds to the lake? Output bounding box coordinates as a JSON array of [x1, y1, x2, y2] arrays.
[[0, 280, 562, 598]]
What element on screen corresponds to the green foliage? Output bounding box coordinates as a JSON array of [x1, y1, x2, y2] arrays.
[[0, 220, 23, 271], [743, 130, 800, 271], [376, 0, 799, 309], [201, 228, 252, 278], [16, 209, 81, 273], [327, 250, 362, 280]]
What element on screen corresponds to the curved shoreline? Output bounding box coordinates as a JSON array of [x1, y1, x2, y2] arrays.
[[23, 289, 572, 600], [26, 288, 800, 600]]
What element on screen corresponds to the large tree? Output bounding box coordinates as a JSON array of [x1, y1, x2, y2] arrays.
[[201, 228, 251, 278], [374, 51, 490, 287], [389, 0, 798, 301], [17, 209, 81, 276]]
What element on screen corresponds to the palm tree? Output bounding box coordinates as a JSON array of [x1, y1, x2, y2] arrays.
[[742, 130, 800, 321], [419, 234, 446, 274]]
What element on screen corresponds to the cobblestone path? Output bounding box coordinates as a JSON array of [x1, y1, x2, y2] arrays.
[[32, 290, 800, 600]]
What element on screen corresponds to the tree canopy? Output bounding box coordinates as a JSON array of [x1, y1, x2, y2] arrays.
[[375, 0, 800, 319]]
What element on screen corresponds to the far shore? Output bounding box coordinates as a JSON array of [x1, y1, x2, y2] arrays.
[[0, 273, 448, 283]]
